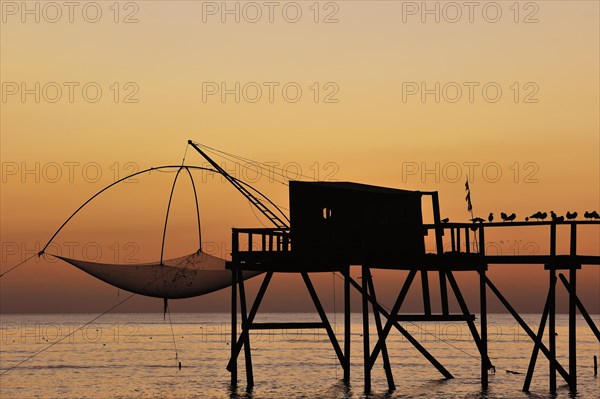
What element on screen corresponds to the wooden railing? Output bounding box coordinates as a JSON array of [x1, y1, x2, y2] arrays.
[[230, 221, 599, 265], [232, 228, 291, 256]]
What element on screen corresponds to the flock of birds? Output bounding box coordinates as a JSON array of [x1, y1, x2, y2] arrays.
[[441, 210, 600, 224]]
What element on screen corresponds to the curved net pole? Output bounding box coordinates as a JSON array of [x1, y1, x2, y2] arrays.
[[40, 165, 217, 256], [183, 166, 202, 250], [160, 167, 184, 265]]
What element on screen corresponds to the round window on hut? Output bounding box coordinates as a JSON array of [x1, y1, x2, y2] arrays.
[[322, 207, 332, 220]]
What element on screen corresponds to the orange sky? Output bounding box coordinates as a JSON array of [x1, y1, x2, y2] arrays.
[[1, 1, 598, 314]]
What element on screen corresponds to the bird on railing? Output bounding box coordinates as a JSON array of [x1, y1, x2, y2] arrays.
[[530, 211, 545, 221], [441, 218, 449, 223], [566, 211, 578, 220], [488, 213, 494, 222], [584, 211, 600, 220], [471, 217, 485, 223], [550, 211, 565, 222], [501, 212, 516, 222]]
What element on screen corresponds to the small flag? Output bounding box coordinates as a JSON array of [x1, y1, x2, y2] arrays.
[[465, 178, 473, 212]]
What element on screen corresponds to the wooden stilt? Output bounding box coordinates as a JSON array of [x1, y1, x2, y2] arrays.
[[227, 272, 273, 372], [362, 266, 371, 392], [569, 266, 577, 392], [238, 270, 253, 388], [439, 271, 449, 316], [347, 275, 453, 379], [366, 270, 396, 391], [549, 224, 557, 392], [558, 273, 600, 341], [302, 273, 346, 367], [344, 268, 351, 384], [421, 271, 431, 316], [485, 275, 570, 383], [231, 267, 238, 386], [480, 269, 488, 390], [549, 268, 557, 391], [446, 271, 491, 369], [369, 270, 417, 365], [523, 280, 552, 392], [569, 224, 577, 392]]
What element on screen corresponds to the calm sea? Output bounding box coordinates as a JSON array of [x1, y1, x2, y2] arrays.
[[0, 313, 598, 399]]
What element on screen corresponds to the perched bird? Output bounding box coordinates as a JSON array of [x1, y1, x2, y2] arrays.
[[556, 216, 565, 222], [585, 210, 600, 220], [539, 212, 548, 221], [471, 217, 484, 223], [550, 211, 560, 222], [530, 211, 544, 221], [566, 211, 578, 220], [525, 217, 529, 222], [488, 213, 494, 222], [441, 218, 449, 223], [501, 212, 516, 222]]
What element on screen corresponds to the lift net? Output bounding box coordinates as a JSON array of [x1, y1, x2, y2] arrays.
[[54, 251, 261, 299]]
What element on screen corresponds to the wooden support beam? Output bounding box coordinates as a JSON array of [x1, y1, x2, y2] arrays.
[[344, 268, 351, 383], [230, 267, 238, 385], [465, 227, 470, 254], [523, 280, 552, 392], [366, 270, 395, 391], [480, 269, 488, 390], [393, 314, 475, 322], [446, 271, 491, 370], [238, 270, 253, 388], [421, 271, 431, 316], [558, 273, 600, 341], [484, 275, 570, 383], [569, 224, 577, 392], [244, 322, 325, 330], [362, 266, 371, 392], [347, 275, 453, 379], [369, 270, 417, 368], [431, 192, 445, 255], [301, 272, 346, 368], [549, 224, 557, 392], [227, 272, 273, 372], [439, 271, 449, 315], [569, 266, 577, 392]]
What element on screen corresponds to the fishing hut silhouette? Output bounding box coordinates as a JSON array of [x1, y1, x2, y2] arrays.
[[226, 180, 484, 391], [187, 141, 599, 394], [6, 141, 596, 395]]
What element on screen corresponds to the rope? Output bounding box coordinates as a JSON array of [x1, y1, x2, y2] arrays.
[[0, 290, 138, 376], [197, 142, 325, 185], [0, 253, 39, 278], [199, 145, 289, 187], [182, 142, 189, 166], [165, 300, 181, 370]]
